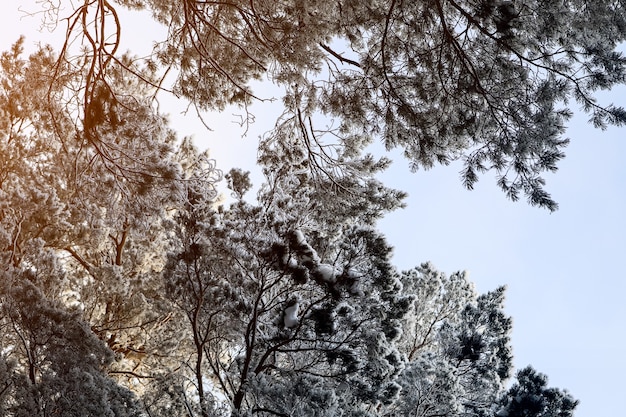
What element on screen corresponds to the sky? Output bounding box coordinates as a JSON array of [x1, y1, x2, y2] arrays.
[[2, 3, 625, 417]]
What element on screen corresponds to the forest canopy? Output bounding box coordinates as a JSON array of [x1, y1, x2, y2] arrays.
[[1, 0, 624, 415], [39, 0, 626, 210]]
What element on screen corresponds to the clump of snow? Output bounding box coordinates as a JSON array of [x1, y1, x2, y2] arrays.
[[292, 229, 321, 264], [283, 299, 300, 328], [313, 263, 339, 283], [293, 229, 307, 245], [346, 268, 363, 295]]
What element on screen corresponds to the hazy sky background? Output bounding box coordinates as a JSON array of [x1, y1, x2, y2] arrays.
[[2, 3, 625, 417]]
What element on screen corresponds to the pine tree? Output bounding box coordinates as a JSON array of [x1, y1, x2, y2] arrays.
[[0, 38, 218, 415], [495, 367, 578, 417], [0, 268, 142, 417], [158, 161, 412, 416], [385, 264, 514, 417], [35, 0, 626, 209]]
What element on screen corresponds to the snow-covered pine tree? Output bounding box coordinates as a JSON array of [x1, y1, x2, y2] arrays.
[[159, 158, 412, 416], [38, 0, 626, 209], [0, 38, 219, 415], [495, 366, 578, 417], [0, 267, 142, 417]]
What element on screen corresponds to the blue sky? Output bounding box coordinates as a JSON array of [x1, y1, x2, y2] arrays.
[[2, 4, 625, 417]]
